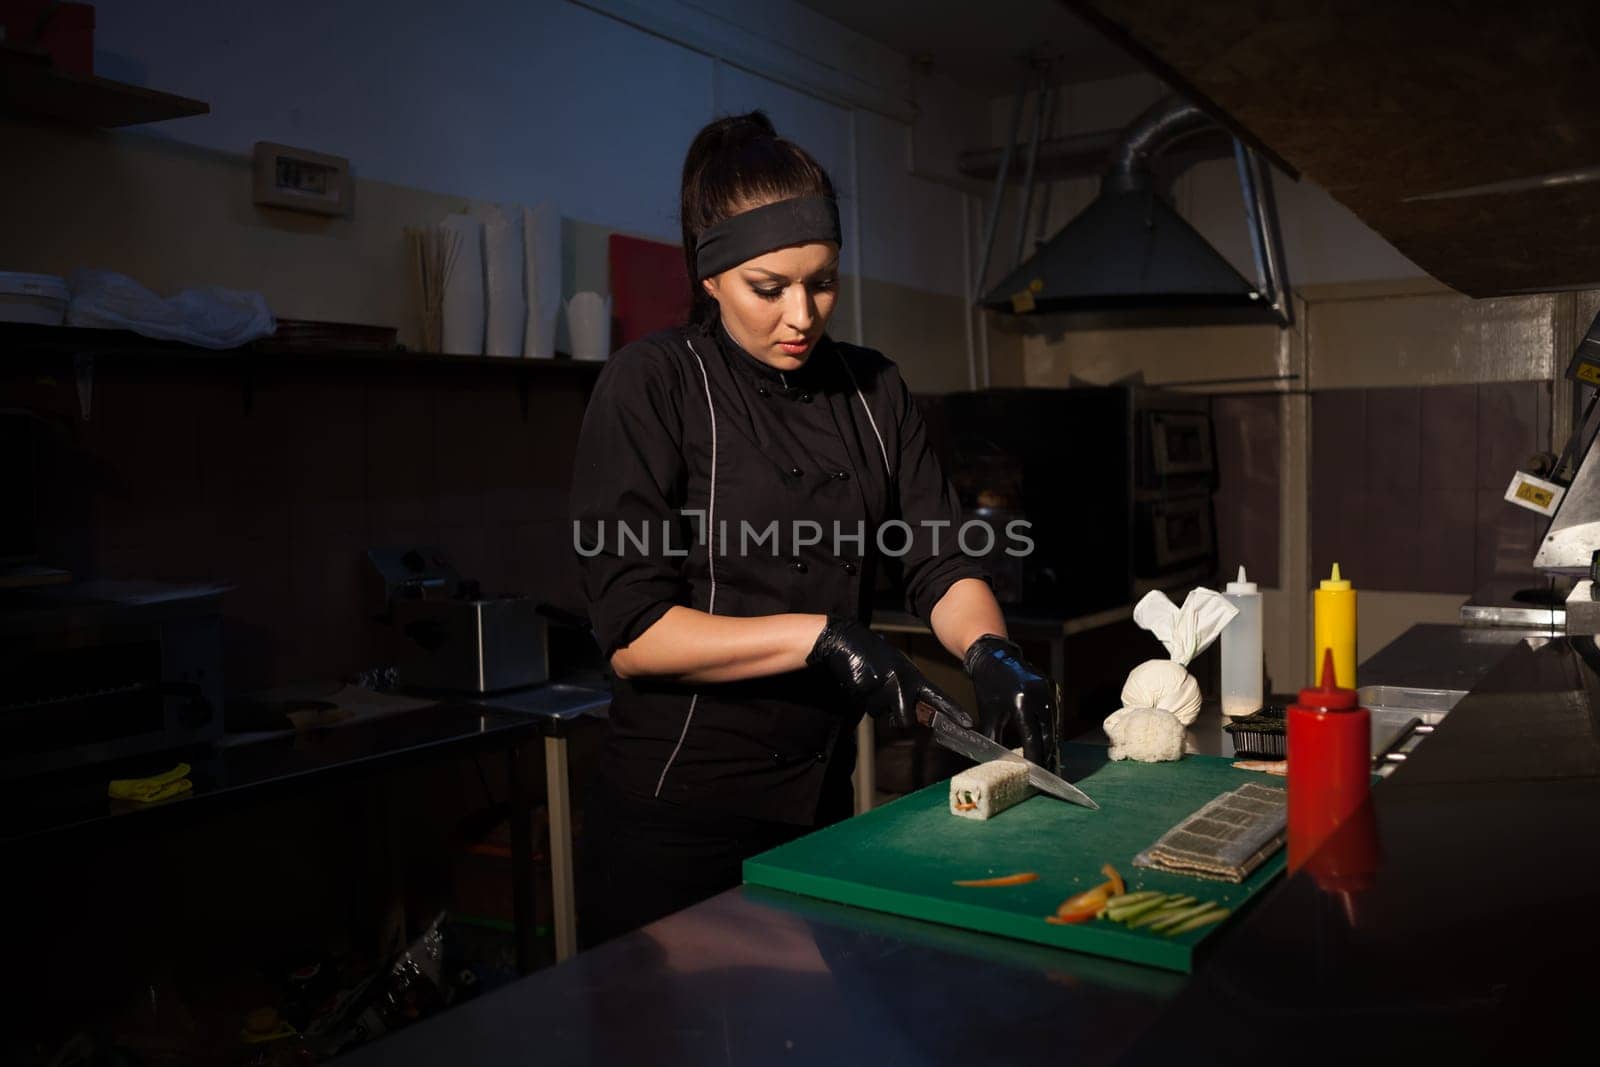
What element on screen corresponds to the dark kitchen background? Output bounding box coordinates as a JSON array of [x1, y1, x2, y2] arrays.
[[0, 0, 1580, 1062]]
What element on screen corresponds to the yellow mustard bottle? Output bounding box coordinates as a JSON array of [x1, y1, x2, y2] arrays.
[[1313, 563, 1357, 689]]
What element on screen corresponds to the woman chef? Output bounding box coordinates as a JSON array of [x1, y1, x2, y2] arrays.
[[571, 111, 1059, 944]]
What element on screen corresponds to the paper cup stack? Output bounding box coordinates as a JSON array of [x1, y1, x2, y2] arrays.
[[409, 201, 564, 359], [565, 292, 612, 361]]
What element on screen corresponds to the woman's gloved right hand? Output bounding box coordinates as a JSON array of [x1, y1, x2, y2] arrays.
[[807, 616, 973, 730]]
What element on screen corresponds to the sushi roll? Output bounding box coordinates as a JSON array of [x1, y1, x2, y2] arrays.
[[949, 759, 1033, 820]]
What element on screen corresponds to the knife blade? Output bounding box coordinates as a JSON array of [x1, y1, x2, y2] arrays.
[[926, 709, 1099, 810]]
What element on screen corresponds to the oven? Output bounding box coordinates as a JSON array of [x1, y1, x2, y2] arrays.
[[1134, 394, 1218, 590], [1144, 410, 1215, 481], [922, 385, 1218, 617], [0, 581, 225, 781], [1139, 493, 1217, 573]]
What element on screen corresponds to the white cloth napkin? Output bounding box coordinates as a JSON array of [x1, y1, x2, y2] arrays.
[[1107, 587, 1239, 761], [1132, 587, 1238, 667], [1122, 660, 1202, 724]]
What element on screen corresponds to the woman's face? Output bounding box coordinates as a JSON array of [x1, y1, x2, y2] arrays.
[[702, 240, 839, 371]]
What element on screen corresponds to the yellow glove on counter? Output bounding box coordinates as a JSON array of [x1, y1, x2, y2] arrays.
[[108, 762, 194, 803]]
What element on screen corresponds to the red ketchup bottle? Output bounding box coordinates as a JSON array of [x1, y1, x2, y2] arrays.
[[1287, 649, 1371, 873]]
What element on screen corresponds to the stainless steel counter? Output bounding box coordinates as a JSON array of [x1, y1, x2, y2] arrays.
[[1072, 699, 1417, 767], [338, 623, 1596, 1065], [337, 886, 1182, 1067], [1356, 621, 1534, 693]]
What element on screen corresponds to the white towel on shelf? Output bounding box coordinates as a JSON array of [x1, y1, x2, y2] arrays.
[[66, 269, 275, 350]]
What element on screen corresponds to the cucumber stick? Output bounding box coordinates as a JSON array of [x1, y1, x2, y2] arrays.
[[1165, 907, 1230, 937], [1148, 902, 1220, 933], [1099, 889, 1231, 937], [1105, 896, 1172, 923], [1124, 896, 1197, 928]]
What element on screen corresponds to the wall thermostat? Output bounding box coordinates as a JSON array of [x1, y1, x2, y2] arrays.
[[1505, 469, 1566, 517], [253, 141, 350, 216]]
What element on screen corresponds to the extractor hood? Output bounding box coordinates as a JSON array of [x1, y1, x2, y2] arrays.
[[1062, 0, 1600, 298], [980, 95, 1285, 325]]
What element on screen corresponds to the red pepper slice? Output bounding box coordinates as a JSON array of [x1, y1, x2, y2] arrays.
[[1048, 861, 1129, 925], [1050, 884, 1110, 923]]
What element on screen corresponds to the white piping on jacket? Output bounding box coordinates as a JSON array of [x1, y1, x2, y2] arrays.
[[836, 351, 892, 479], [654, 339, 719, 798], [653, 340, 890, 796]]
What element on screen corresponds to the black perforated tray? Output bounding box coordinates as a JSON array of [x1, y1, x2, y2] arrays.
[[1223, 704, 1287, 759]]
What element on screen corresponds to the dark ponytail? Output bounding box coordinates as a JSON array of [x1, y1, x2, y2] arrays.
[[679, 110, 837, 328]]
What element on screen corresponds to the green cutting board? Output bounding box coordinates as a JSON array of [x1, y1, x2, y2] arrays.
[[743, 744, 1286, 973]]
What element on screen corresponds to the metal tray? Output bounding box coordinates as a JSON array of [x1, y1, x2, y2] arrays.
[[1357, 685, 1466, 725]]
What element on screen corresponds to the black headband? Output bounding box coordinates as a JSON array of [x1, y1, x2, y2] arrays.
[[693, 196, 842, 280]]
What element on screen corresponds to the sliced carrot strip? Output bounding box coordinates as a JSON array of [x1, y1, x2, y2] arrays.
[[1046, 863, 1127, 923], [952, 872, 1039, 887], [1054, 886, 1108, 917], [953, 802, 977, 811]]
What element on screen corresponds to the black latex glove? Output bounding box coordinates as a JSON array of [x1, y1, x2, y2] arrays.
[[808, 617, 974, 731], [964, 634, 1060, 772]]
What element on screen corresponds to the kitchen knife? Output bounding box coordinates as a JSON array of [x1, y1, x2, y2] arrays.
[[923, 707, 1099, 811]]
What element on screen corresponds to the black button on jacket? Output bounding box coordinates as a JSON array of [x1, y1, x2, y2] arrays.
[[571, 319, 987, 824]]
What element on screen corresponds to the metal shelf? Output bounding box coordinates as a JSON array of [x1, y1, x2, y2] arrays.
[[0, 323, 605, 419], [1, 44, 209, 128]]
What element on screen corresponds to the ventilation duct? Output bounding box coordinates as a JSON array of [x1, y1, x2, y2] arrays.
[[980, 95, 1287, 326]]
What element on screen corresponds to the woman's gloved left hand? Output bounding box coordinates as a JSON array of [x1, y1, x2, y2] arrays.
[[964, 634, 1060, 772]]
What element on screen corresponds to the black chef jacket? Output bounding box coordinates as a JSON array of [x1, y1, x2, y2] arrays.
[[570, 318, 987, 824]]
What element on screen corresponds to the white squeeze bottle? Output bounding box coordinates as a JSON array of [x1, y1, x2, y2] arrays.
[[1221, 565, 1264, 718]]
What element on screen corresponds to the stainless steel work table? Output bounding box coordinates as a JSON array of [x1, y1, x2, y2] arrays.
[[2, 680, 609, 975], [341, 623, 1598, 1065], [470, 681, 610, 962], [1, 700, 554, 981]]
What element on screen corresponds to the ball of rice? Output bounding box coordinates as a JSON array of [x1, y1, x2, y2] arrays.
[[1102, 705, 1186, 763]]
